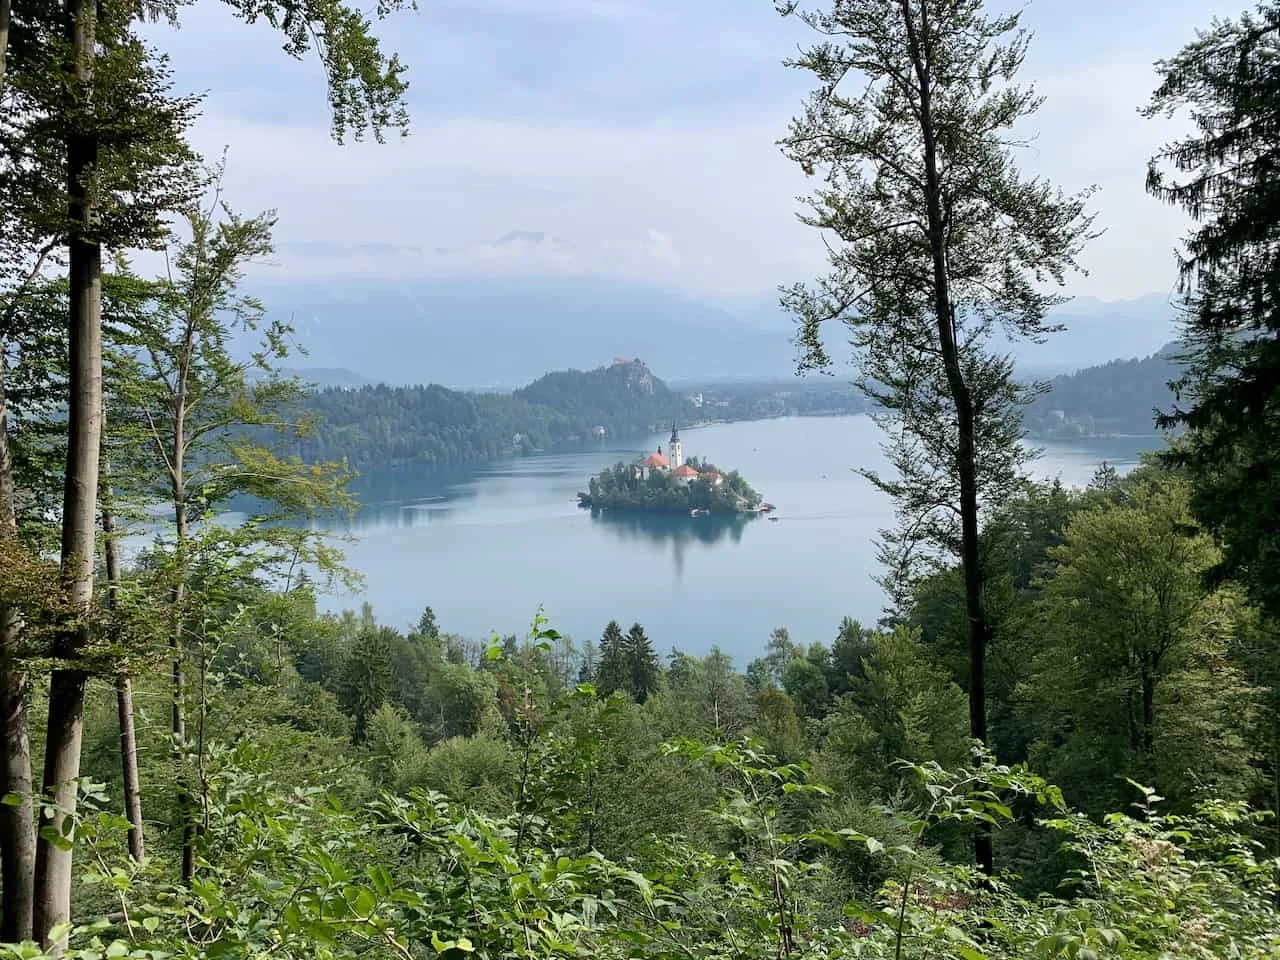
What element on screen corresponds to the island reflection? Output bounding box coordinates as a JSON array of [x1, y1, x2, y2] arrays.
[[587, 509, 755, 546], [587, 509, 758, 581]]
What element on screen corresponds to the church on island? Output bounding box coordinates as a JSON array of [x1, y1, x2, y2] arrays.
[[635, 425, 723, 486]]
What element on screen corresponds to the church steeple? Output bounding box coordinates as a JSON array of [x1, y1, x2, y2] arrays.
[[669, 422, 683, 469]]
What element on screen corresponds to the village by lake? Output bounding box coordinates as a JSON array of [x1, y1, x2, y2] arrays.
[[311, 415, 1157, 662]]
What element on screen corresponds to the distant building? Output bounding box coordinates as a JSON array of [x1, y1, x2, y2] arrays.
[[672, 464, 699, 486], [592, 425, 607, 439], [637, 448, 669, 479], [631, 428, 725, 488], [687, 392, 704, 408]]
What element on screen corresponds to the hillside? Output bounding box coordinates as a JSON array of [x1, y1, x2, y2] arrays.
[[288, 359, 696, 470], [281, 362, 867, 472], [1024, 342, 1184, 439]]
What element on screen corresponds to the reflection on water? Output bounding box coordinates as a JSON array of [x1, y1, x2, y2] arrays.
[[589, 509, 754, 546], [338, 465, 478, 531], [588, 509, 757, 580]]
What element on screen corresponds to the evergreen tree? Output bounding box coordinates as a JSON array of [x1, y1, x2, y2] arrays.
[[1145, 5, 1280, 617], [414, 606, 440, 643], [338, 625, 394, 744], [625, 623, 661, 705], [595, 621, 629, 699]]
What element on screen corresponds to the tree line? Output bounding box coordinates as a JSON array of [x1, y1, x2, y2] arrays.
[[273, 370, 869, 474], [1023, 343, 1182, 439]]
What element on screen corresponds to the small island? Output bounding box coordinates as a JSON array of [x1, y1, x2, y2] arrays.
[[578, 425, 770, 515]]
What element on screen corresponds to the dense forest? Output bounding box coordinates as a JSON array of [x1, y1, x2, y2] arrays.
[[1024, 344, 1182, 439], [282, 367, 867, 472], [3, 0, 1280, 959], [281, 341, 1187, 474]]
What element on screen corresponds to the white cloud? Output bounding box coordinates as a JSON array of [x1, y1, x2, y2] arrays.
[[167, 17, 1229, 303]]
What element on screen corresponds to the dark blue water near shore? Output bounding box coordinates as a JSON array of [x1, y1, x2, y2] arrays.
[[314, 416, 1156, 662]]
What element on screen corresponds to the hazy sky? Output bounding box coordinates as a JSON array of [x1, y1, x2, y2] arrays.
[[145, 0, 1246, 300]]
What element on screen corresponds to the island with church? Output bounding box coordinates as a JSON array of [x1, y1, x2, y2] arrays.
[[577, 424, 771, 516]]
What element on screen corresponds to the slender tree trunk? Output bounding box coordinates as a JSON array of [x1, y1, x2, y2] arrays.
[[171, 405, 193, 882], [34, 0, 101, 946], [1140, 663, 1155, 755], [900, 0, 993, 875], [0, 352, 36, 943], [101, 449, 143, 863], [0, 0, 34, 942]]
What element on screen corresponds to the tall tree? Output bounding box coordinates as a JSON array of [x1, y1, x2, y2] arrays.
[[1027, 478, 1253, 813], [1, 3, 202, 945], [776, 0, 1093, 871], [1146, 5, 1280, 617], [3, 0, 411, 940], [625, 622, 660, 705], [595, 621, 629, 699], [0, 346, 34, 944], [100, 407, 144, 863], [106, 190, 351, 880]]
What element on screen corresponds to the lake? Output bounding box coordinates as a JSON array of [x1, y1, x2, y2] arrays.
[[315, 416, 1157, 662]]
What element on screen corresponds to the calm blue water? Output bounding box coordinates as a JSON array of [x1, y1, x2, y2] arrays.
[[311, 416, 1158, 662]]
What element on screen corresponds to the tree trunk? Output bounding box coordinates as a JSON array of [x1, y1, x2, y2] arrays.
[[1140, 662, 1155, 755], [900, 0, 993, 875], [101, 452, 143, 863], [114, 675, 143, 862], [171, 403, 193, 882], [0, 352, 36, 943], [34, 0, 101, 946]]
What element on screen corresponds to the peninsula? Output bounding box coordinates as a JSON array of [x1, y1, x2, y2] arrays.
[[577, 425, 768, 515]]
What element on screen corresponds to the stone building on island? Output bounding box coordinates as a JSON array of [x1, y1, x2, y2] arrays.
[[633, 424, 723, 486]]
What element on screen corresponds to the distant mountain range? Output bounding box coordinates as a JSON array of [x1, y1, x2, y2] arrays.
[[241, 273, 1182, 389]]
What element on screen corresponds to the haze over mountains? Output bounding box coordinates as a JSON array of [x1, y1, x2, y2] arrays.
[[246, 232, 1182, 389]]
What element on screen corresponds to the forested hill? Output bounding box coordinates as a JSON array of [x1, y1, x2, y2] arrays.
[[281, 361, 867, 471], [288, 359, 692, 469], [1024, 342, 1183, 439], [266, 343, 1187, 471]]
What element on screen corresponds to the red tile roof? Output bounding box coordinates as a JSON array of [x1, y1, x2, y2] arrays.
[[640, 452, 669, 468], [673, 464, 699, 478]]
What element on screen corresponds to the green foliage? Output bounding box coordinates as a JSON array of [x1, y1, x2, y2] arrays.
[[1025, 478, 1258, 812], [1145, 5, 1280, 618]]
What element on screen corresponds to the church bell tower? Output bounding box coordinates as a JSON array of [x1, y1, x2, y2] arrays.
[[669, 423, 683, 469]]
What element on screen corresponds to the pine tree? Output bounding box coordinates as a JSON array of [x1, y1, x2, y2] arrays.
[[339, 626, 395, 745], [595, 621, 629, 699], [1145, 5, 1280, 617], [626, 623, 661, 705]]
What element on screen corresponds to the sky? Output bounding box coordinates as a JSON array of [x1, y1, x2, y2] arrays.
[[141, 0, 1248, 301]]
